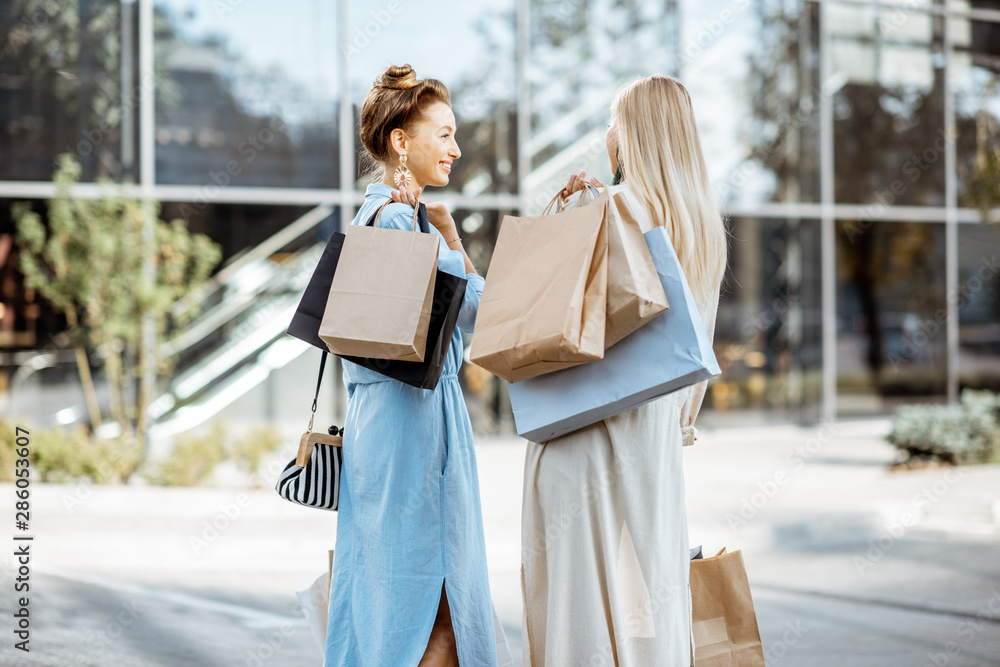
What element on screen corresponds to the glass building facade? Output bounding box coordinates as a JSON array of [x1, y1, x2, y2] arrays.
[[1, 0, 999, 432]]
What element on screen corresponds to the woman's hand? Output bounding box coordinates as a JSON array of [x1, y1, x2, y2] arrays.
[[560, 170, 604, 198], [391, 187, 458, 236], [389, 187, 422, 208], [389, 186, 458, 239], [426, 201, 476, 275], [389, 189, 472, 272], [424, 201, 458, 240]]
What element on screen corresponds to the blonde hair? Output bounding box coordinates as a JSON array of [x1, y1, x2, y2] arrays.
[[610, 75, 727, 307]]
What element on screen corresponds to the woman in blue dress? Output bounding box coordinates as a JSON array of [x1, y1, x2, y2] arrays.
[[324, 64, 498, 666]]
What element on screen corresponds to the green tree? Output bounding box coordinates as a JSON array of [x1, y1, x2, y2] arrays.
[[13, 153, 222, 445], [967, 74, 1000, 223]]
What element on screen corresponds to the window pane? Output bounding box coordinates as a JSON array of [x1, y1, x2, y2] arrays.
[[526, 0, 680, 209], [958, 223, 1000, 391], [836, 220, 947, 415], [686, 0, 822, 207], [952, 15, 1000, 211], [1, 0, 131, 182], [160, 200, 318, 260], [153, 1, 339, 188], [830, 3, 946, 206], [706, 217, 824, 425], [1, 199, 51, 349]]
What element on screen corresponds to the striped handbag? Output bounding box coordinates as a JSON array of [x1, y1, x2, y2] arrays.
[[275, 350, 345, 511]]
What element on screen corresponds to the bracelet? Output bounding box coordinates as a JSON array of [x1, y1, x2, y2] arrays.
[[445, 236, 462, 245]]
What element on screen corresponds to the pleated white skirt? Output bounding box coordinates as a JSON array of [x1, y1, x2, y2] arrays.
[[520, 389, 695, 667]]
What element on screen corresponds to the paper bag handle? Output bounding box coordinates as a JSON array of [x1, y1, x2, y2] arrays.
[[368, 198, 421, 232], [543, 191, 563, 215], [544, 183, 602, 215]]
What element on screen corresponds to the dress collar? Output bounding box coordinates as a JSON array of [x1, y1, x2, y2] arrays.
[[364, 182, 395, 199]]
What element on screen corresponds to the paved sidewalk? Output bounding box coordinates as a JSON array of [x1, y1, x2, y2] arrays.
[[1, 418, 999, 665], [682, 419, 1000, 666]]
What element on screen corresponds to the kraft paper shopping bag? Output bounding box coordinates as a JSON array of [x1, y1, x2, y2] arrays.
[[560, 185, 669, 348], [506, 225, 720, 442], [319, 206, 439, 362], [286, 201, 466, 390], [470, 197, 609, 382], [690, 548, 766, 666]]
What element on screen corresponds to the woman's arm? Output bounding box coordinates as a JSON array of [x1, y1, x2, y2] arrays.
[[390, 190, 477, 275], [445, 236, 477, 276], [419, 200, 481, 331], [455, 273, 484, 334], [424, 201, 476, 274], [380, 199, 483, 333]]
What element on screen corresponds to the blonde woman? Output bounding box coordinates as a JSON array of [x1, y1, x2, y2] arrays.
[[520, 75, 727, 666]]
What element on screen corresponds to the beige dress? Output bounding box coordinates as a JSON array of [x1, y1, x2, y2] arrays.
[[520, 184, 720, 667]]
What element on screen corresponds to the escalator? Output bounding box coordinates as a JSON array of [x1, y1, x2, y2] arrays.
[[147, 204, 336, 440]]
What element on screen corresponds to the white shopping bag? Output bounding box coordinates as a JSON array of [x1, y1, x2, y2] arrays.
[[507, 225, 721, 443], [494, 605, 515, 667], [295, 569, 331, 655]]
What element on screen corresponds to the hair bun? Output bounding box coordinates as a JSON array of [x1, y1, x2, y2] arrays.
[[376, 64, 419, 90]]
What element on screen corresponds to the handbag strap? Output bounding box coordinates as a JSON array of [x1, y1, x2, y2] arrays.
[[307, 350, 328, 431]]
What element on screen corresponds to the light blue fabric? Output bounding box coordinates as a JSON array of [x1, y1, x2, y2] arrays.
[[324, 182, 496, 666]]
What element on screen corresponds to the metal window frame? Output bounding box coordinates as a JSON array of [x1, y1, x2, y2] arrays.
[[814, 0, 1000, 23], [1, 180, 994, 223], [5, 0, 1000, 426], [820, 1, 838, 423]]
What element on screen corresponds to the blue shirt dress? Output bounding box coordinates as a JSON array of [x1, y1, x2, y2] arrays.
[[324, 182, 497, 666]]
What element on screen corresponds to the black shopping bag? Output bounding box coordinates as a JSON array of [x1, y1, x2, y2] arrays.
[[286, 201, 467, 390]]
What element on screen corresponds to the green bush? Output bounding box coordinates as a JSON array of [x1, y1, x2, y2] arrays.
[[888, 390, 1000, 465], [145, 420, 286, 486], [227, 424, 284, 475], [0, 418, 143, 483], [146, 421, 227, 486], [0, 418, 23, 482], [1, 418, 282, 486]]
